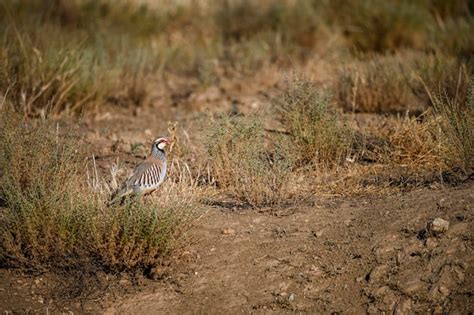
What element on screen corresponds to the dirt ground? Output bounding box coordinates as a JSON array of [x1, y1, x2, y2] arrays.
[[1, 98, 473, 314], [1, 177, 473, 313]]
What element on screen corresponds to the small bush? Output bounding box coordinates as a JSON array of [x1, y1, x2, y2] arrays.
[[0, 109, 91, 267], [274, 77, 353, 168], [206, 115, 293, 207], [430, 80, 474, 171], [0, 109, 199, 272]]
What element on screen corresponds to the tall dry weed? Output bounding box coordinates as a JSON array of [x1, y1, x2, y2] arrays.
[[274, 77, 353, 168], [206, 115, 294, 207]]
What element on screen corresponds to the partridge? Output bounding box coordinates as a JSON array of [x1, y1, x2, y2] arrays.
[[109, 137, 170, 204]]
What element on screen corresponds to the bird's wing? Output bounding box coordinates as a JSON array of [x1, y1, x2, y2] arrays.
[[109, 158, 166, 204], [126, 158, 166, 188]]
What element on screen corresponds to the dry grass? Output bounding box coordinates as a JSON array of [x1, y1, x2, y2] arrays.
[[89, 156, 202, 271], [0, 109, 91, 268], [0, 0, 175, 116], [430, 80, 474, 171], [322, 0, 431, 53], [206, 114, 294, 207], [274, 77, 354, 168], [0, 109, 201, 272], [1, 0, 472, 116], [336, 55, 421, 114], [336, 53, 471, 114]]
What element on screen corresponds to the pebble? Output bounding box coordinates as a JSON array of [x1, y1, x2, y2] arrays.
[[425, 237, 439, 248], [288, 293, 295, 302], [400, 279, 424, 295], [428, 218, 450, 235], [222, 228, 235, 235], [119, 279, 131, 286], [367, 265, 389, 283], [394, 297, 413, 315], [437, 198, 447, 209]]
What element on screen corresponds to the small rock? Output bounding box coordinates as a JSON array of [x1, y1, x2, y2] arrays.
[[433, 305, 444, 314], [119, 279, 131, 286], [344, 219, 352, 227], [315, 231, 323, 238], [429, 284, 451, 301], [368, 265, 390, 283], [309, 265, 323, 277], [34, 279, 40, 285], [439, 285, 450, 297], [222, 228, 235, 235], [356, 276, 365, 283], [393, 297, 413, 315], [428, 218, 450, 236], [425, 237, 439, 248], [437, 198, 447, 209], [400, 279, 424, 295], [288, 293, 295, 302]]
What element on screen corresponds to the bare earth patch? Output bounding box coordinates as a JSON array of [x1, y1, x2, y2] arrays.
[[1, 181, 472, 313]]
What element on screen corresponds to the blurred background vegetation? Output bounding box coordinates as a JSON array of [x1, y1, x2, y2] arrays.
[[0, 0, 472, 115]]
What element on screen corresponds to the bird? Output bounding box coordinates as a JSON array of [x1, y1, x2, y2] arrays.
[[109, 137, 171, 204]]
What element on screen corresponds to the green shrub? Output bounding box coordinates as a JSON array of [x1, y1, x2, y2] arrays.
[[430, 80, 474, 171], [206, 115, 293, 207], [274, 77, 353, 168]]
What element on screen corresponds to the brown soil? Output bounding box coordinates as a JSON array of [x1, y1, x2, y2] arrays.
[[1, 181, 472, 314]]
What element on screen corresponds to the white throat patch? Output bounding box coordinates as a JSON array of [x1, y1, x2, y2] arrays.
[[157, 141, 166, 150]]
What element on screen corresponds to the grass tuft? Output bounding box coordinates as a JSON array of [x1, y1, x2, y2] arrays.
[[430, 79, 474, 171], [336, 53, 471, 114], [206, 114, 294, 207], [274, 77, 353, 168]]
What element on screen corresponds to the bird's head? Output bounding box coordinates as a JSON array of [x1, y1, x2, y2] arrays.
[[153, 137, 171, 151]]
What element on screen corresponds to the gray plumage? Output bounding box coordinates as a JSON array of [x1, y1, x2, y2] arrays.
[[109, 137, 169, 204]]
